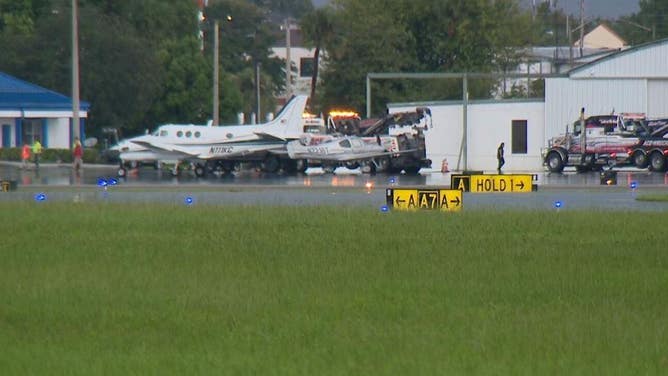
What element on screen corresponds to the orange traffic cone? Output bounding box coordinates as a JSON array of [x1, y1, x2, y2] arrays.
[[441, 158, 449, 173]]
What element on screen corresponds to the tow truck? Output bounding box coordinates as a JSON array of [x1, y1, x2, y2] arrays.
[[314, 108, 432, 174], [542, 110, 646, 173]]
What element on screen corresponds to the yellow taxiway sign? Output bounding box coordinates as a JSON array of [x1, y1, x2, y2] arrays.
[[386, 188, 462, 211], [451, 174, 537, 193]]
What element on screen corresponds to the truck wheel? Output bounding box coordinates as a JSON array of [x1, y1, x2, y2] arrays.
[[649, 152, 666, 172], [633, 151, 649, 169], [117, 167, 127, 177], [546, 151, 565, 173]]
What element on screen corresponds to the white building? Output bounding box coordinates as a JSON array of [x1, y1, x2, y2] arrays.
[[388, 38, 668, 172]]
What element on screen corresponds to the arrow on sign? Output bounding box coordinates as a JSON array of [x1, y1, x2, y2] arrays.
[[395, 197, 405, 206], [450, 196, 461, 206], [516, 181, 525, 190]]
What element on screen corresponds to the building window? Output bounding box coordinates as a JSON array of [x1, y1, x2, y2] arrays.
[[511, 120, 527, 154], [299, 57, 314, 78], [21, 119, 43, 144]]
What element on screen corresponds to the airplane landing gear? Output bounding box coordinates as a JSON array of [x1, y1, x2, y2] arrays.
[[194, 163, 206, 177], [117, 162, 127, 177]]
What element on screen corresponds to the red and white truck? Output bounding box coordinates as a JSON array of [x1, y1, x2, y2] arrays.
[[542, 110, 647, 173]]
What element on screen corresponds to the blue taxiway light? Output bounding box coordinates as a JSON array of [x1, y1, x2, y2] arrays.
[[630, 181, 638, 190], [380, 205, 389, 212], [108, 178, 118, 186], [553, 200, 563, 209], [184, 196, 194, 205], [97, 177, 108, 187], [388, 177, 397, 184], [34, 193, 47, 202]]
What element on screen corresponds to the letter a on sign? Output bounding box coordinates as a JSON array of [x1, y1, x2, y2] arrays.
[[451, 175, 470, 192]]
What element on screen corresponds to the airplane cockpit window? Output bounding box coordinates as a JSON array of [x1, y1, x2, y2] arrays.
[[351, 139, 363, 148], [339, 139, 352, 148], [177, 131, 183, 137], [159, 130, 168, 137]]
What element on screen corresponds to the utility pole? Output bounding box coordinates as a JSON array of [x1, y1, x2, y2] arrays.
[[579, 0, 585, 57], [284, 18, 292, 99], [567, 15, 572, 64], [213, 20, 219, 125], [71, 0, 80, 142], [256, 61, 261, 122]]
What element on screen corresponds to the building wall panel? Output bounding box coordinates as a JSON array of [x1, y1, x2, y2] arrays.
[[545, 78, 646, 141], [390, 101, 544, 172], [571, 41, 668, 78], [647, 80, 668, 118]]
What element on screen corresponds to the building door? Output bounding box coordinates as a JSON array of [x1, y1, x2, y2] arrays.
[[1, 124, 11, 147]]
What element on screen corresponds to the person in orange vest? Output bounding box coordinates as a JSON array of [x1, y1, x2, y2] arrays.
[[21, 143, 31, 169], [72, 137, 83, 171]]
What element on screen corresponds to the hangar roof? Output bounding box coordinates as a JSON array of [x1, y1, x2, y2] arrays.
[[0, 72, 89, 111], [568, 37, 668, 78]]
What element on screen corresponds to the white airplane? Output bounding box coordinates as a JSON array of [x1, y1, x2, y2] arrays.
[[107, 137, 164, 172], [122, 95, 310, 177], [287, 133, 414, 173]]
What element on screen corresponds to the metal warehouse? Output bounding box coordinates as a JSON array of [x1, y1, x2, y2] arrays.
[[388, 38, 668, 173]]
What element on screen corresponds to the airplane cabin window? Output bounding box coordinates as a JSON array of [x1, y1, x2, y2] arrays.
[[177, 131, 183, 137], [340, 139, 352, 148], [195, 131, 201, 138], [186, 131, 192, 138]]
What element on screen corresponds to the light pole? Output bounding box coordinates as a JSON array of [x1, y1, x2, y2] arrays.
[[71, 0, 80, 141], [282, 19, 299, 100], [211, 14, 232, 126], [213, 19, 219, 125]]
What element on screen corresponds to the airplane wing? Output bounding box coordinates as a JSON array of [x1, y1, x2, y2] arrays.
[[253, 131, 289, 141]]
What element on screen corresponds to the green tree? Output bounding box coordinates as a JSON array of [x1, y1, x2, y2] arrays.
[[614, 0, 668, 45], [204, 0, 286, 119], [300, 6, 335, 111], [318, 0, 533, 115]]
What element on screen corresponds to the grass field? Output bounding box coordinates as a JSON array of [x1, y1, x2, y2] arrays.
[[1, 202, 667, 375]]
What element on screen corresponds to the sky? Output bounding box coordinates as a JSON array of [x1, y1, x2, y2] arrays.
[[529, 0, 640, 19], [312, 0, 642, 20]]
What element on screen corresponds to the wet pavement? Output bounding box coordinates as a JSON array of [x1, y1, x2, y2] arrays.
[[2, 162, 668, 188], [1, 162, 667, 211]]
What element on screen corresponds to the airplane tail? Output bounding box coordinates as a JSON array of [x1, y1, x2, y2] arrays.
[[258, 95, 309, 140]]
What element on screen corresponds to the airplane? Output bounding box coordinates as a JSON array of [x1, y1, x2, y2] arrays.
[[286, 133, 415, 173], [121, 95, 310, 177], [107, 137, 164, 173]]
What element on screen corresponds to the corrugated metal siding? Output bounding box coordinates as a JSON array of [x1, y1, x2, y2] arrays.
[[545, 78, 646, 141], [647, 80, 668, 117], [571, 41, 668, 78]]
